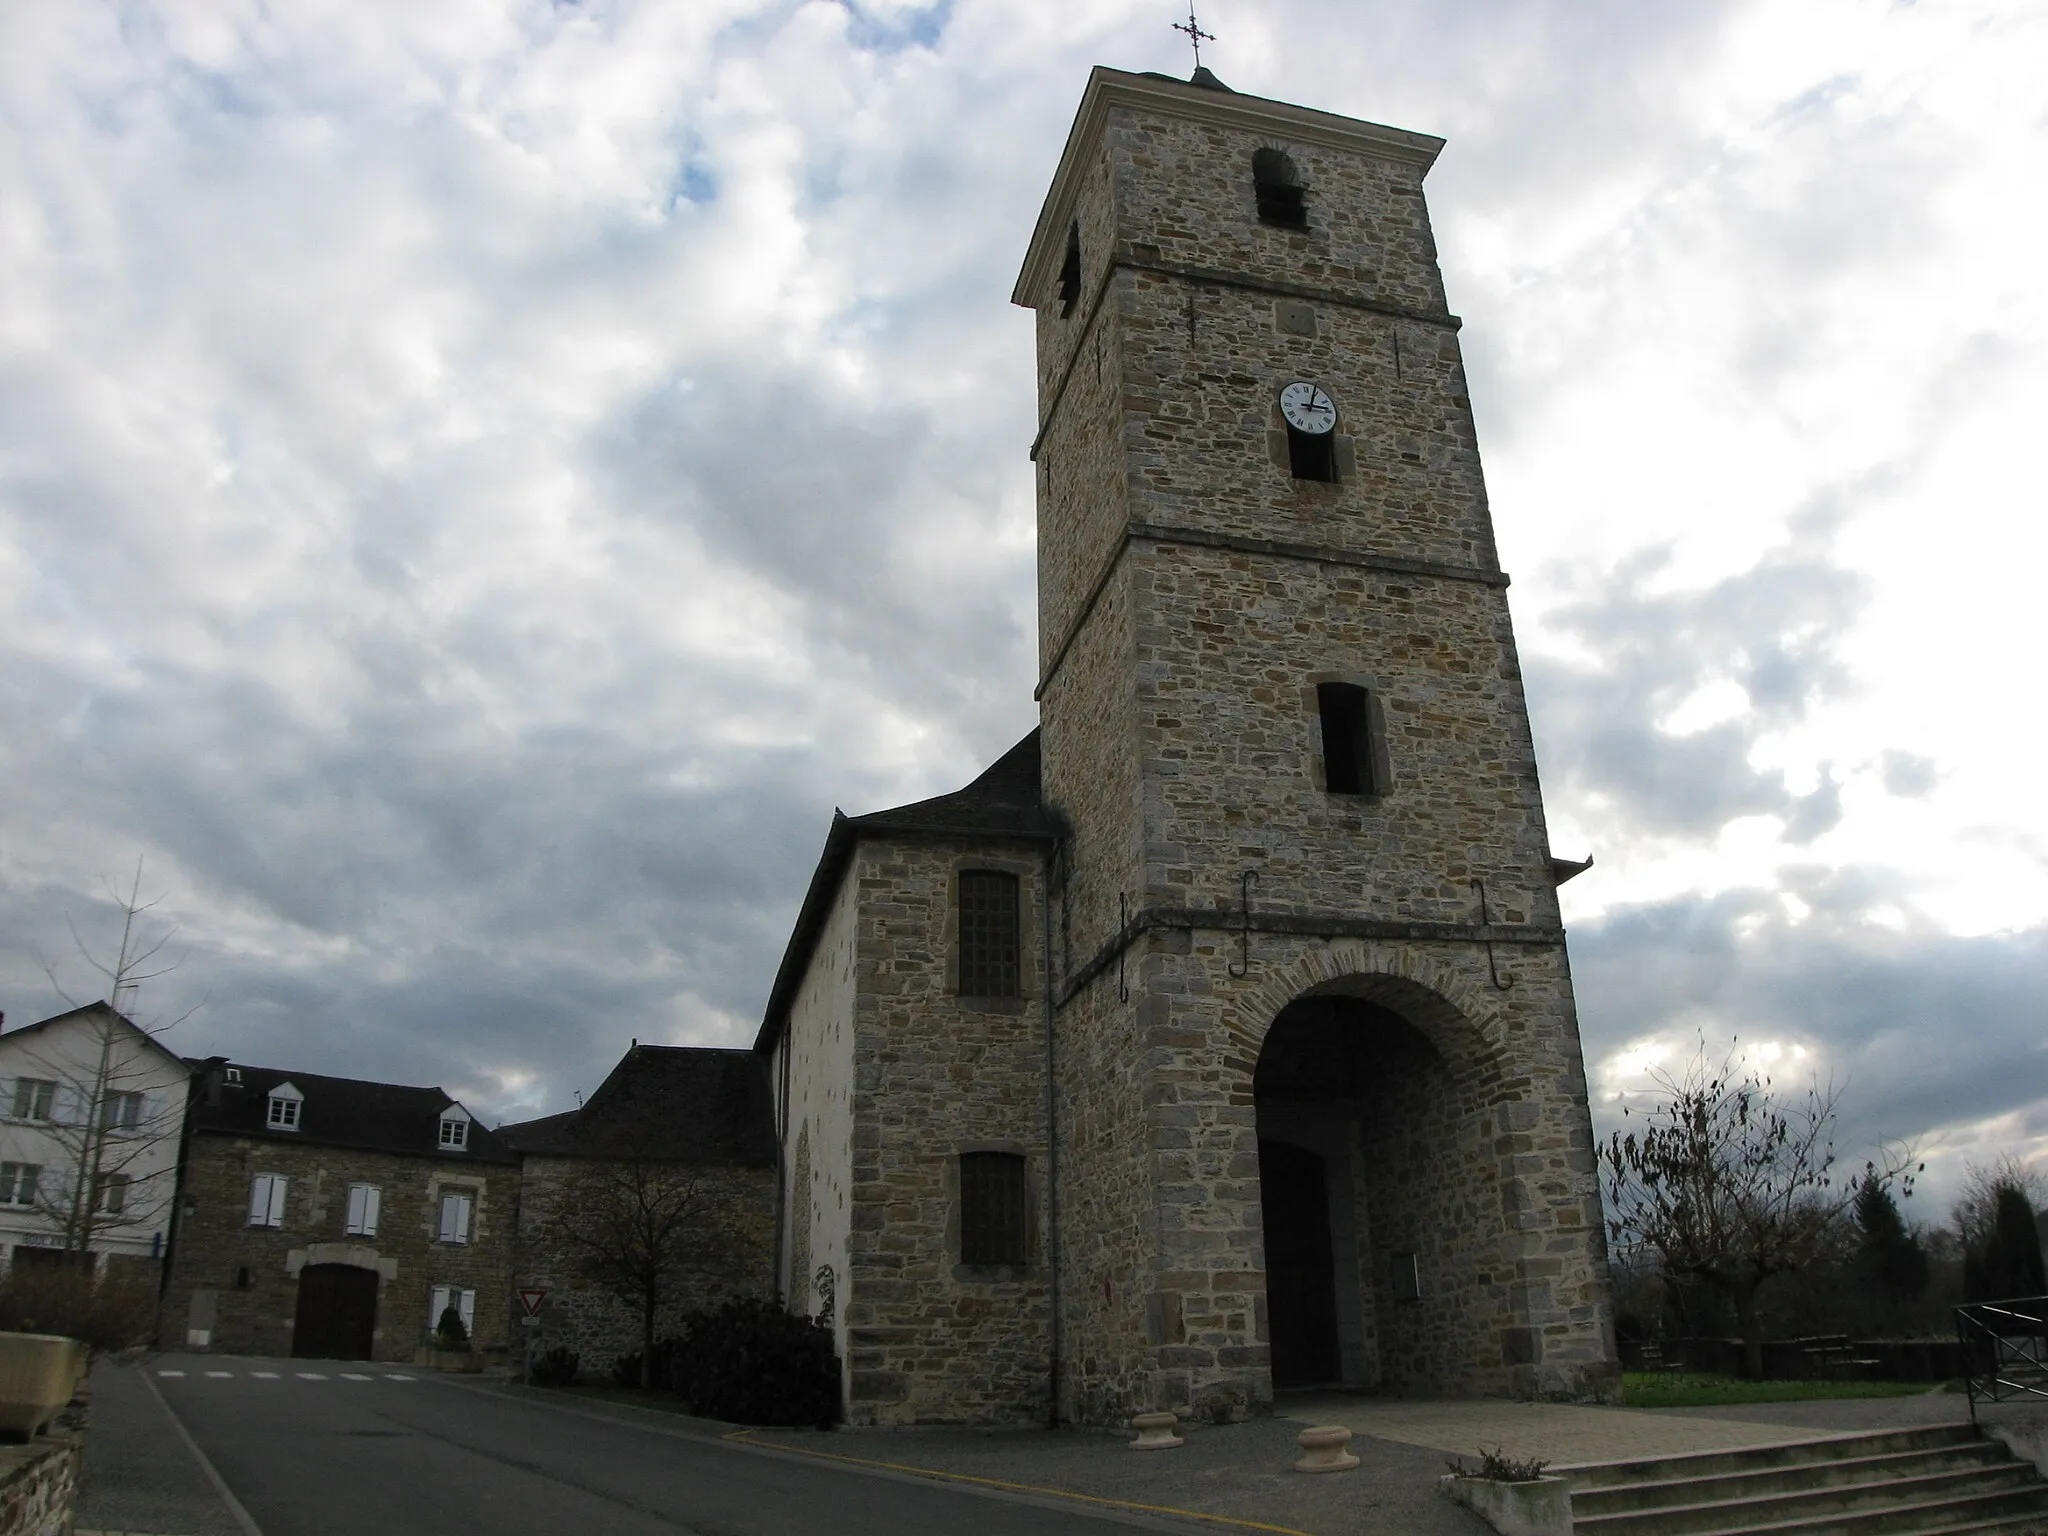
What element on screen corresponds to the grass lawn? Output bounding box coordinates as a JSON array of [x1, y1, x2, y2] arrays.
[[1622, 1372, 1954, 1408]]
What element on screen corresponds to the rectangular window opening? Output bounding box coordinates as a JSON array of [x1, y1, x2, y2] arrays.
[[1318, 682, 1377, 796], [957, 871, 1022, 998], [439, 1116, 468, 1150], [345, 1183, 382, 1237], [101, 1091, 145, 1130], [438, 1192, 473, 1245], [1057, 222, 1082, 318], [960, 1151, 1027, 1267], [10, 1079, 55, 1122], [1286, 423, 1337, 482], [0, 1163, 41, 1207], [1391, 1251, 1421, 1302]]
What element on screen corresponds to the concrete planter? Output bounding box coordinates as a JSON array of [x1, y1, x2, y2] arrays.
[[1439, 1472, 1573, 1536], [0, 1333, 87, 1440], [413, 1347, 484, 1373]]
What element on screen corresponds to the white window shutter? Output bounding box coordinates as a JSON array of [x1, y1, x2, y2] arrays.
[[345, 1185, 366, 1234], [437, 1196, 454, 1243], [458, 1289, 476, 1333], [266, 1175, 288, 1227], [429, 1285, 451, 1329], [53, 1086, 81, 1125], [362, 1185, 381, 1237], [248, 1174, 272, 1224], [0, 1078, 13, 1114], [144, 1093, 165, 1127]]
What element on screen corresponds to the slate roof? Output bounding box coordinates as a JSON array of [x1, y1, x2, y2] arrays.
[[753, 730, 1059, 1053], [185, 1060, 518, 1165], [498, 1045, 775, 1165]]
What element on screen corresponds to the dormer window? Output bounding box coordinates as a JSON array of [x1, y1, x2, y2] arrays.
[[1253, 148, 1307, 230], [224, 1067, 243, 1085], [267, 1082, 303, 1131], [438, 1107, 470, 1151]]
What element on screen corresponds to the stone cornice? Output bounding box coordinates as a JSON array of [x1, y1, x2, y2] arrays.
[[1013, 67, 1445, 310]]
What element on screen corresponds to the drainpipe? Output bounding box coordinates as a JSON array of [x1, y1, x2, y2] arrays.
[[774, 1027, 791, 1305], [1043, 841, 1062, 1429]]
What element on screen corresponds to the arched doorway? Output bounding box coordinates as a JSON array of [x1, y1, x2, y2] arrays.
[[1254, 989, 1488, 1394], [292, 1263, 379, 1359]]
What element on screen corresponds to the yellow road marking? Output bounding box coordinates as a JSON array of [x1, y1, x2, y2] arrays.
[[721, 1428, 1315, 1534]]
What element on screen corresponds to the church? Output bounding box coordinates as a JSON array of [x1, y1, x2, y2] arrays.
[[754, 63, 1620, 1428]]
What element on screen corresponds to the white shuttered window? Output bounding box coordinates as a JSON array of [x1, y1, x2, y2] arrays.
[[427, 1286, 476, 1333], [248, 1174, 287, 1227], [344, 1183, 381, 1237], [436, 1192, 472, 1245]]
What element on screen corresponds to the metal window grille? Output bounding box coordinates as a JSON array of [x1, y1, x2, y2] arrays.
[[960, 1152, 1027, 1267], [958, 871, 1021, 997]]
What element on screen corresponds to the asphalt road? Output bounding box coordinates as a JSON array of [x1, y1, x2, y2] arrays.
[[133, 1355, 1176, 1536]]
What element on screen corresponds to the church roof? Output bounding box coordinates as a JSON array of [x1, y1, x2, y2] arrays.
[[753, 729, 1058, 1053], [499, 1044, 775, 1165]]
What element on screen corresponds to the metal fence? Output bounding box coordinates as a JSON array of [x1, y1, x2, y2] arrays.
[[1955, 1295, 2048, 1421]]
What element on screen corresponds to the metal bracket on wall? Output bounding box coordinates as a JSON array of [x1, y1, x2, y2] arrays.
[[1228, 869, 1259, 979], [1472, 879, 1514, 990], [1118, 892, 1130, 1002]]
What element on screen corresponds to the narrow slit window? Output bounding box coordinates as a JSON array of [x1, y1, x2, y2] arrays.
[[958, 870, 1021, 998], [1318, 682, 1379, 796], [1058, 221, 1082, 318], [960, 1152, 1027, 1266], [1253, 148, 1308, 230]]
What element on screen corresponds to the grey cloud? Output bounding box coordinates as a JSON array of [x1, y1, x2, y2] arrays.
[[1881, 750, 1939, 798], [1525, 537, 1865, 839], [1574, 882, 2048, 1181]]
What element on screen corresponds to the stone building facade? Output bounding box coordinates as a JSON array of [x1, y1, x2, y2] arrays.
[[760, 64, 1619, 1428], [503, 1045, 777, 1379], [160, 1060, 517, 1362]]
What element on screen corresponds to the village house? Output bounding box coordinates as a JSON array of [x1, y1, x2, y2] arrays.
[[159, 1058, 517, 1362], [0, 1002, 190, 1288]]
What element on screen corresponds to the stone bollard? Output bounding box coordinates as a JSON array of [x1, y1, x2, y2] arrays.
[[1130, 1411, 1184, 1450], [1294, 1423, 1359, 1473]]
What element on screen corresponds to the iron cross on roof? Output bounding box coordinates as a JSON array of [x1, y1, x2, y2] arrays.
[[1172, 7, 1215, 69]]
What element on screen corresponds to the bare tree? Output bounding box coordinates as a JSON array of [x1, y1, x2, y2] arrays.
[[1953, 1154, 2048, 1251], [1600, 1041, 1917, 1379], [16, 859, 198, 1257], [540, 1153, 733, 1388]]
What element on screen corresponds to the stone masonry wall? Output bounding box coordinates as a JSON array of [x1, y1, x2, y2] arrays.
[[161, 1135, 515, 1361], [514, 1154, 774, 1380], [844, 837, 1052, 1426]]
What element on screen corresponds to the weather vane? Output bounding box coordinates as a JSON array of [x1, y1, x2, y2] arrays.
[[1172, 7, 1214, 70]]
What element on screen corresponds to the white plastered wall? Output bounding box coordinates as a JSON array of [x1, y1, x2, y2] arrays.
[[778, 865, 859, 1376], [0, 1011, 192, 1266]]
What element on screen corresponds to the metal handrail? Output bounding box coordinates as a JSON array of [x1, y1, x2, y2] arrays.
[[1955, 1294, 2048, 1421]]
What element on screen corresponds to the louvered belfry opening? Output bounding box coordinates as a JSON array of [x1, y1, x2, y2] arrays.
[[958, 869, 1021, 997], [960, 1150, 1027, 1266]]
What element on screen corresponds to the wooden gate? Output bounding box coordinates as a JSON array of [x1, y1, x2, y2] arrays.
[[292, 1263, 379, 1360]]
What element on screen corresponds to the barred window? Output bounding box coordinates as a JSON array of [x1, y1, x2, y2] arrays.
[[957, 870, 1021, 998], [960, 1152, 1027, 1267]]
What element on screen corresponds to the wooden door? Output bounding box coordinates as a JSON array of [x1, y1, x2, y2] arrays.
[[292, 1263, 379, 1360], [1258, 1139, 1342, 1388]]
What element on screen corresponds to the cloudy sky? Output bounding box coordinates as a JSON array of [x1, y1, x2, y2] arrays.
[[3, 0, 2042, 1218]]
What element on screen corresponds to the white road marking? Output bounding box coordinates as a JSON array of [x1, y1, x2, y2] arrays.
[[382, 1373, 414, 1381], [251, 1371, 280, 1378], [341, 1373, 373, 1381], [157, 1369, 186, 1377], [296, 1372, 328, 1380], [206, 1370, 234, 1378]]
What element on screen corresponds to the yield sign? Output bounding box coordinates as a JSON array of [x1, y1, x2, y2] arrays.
[[518, 1287, 549, 1317]]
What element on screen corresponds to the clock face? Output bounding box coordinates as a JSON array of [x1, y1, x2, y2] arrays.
[[1279, 380, 1336, 435]]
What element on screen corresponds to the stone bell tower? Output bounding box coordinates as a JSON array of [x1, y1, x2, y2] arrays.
[[1013, 68, 1618, 1423]]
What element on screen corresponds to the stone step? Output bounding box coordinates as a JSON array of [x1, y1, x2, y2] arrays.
[[1574, 1444, 2013, 1517], [1575, 1466, 2048, 1536], [1563, 1426, 1984, 1491]]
